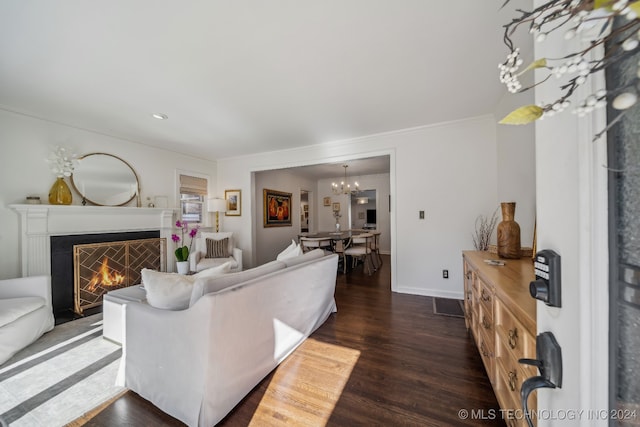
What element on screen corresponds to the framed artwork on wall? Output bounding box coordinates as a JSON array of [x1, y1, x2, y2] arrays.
[[263, 188, 292, 227], [323, 196, 331, 206], [332, 202, 340, 212], [224, 189, 241, 216]]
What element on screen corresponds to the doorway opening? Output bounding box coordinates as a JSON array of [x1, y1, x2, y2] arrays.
[[300, 190, 310, 233], [350, 190, 377, 230]]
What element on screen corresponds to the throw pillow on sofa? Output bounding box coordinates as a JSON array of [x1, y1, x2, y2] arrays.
[[142, 262, 232, 310], [276, 239, 303, 261]]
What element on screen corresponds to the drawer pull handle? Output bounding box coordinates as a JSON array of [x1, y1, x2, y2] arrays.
[[508, 370, 518, 391], [508, 328, 519, 349], [482, 316, 491, 330], [480, 342, 490, 358], [466, 271, 472, 279], [480, 289, 491, 302]]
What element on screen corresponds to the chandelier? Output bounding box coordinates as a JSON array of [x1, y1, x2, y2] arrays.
[[332, 165, 359, 195]]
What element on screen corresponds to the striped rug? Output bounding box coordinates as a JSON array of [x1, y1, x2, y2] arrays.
[[0, 314, 124, 426]]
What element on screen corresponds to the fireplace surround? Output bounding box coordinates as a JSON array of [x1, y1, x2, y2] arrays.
[[11, 204, 174, 321]]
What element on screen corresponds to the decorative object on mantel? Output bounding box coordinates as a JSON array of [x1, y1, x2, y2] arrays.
[[154, 195, 168, 208], [497, 202, 522, 259], [472, 207, 499, 251], [70, 152, 139, 207], [46, 146, 77, 205], [498, 0, 640, 141], [48, 177, 73, 205], [25, 196, 41, 205], [172, 220, 199, 274]]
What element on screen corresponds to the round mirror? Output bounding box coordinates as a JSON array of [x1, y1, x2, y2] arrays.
[[71, 153, 139, 206]]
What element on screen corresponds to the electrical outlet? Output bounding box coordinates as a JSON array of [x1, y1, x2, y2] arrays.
[[443, 269, 449, 279]]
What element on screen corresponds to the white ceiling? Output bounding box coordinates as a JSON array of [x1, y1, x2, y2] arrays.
[[0, 1, 526, 164]]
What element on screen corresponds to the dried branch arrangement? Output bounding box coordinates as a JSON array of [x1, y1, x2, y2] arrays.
[[473, 208, 500, 251], [498, 0, 640, 138]]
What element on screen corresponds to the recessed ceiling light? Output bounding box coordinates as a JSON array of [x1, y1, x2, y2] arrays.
[[152, 113, 168, 120]]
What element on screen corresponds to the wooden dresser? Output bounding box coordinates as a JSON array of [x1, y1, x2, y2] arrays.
[[462, 251, 536, 427]]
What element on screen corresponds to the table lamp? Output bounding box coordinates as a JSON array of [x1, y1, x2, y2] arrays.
[[208, 198, 227, 232]]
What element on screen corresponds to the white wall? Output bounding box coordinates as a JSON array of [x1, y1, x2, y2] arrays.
[[0, 109, 217, 279], [494, 87, 536, 247], [216, 115, 507, 298]]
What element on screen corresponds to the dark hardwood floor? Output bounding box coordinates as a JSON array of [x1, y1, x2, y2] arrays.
[[81, 255, 503, 426]]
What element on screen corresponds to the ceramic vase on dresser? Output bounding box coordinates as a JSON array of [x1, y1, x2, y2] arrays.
[[497, 202, 521, 259]]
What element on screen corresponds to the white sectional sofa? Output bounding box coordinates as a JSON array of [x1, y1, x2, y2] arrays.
[[0, 275, 55, 365], [115, 249, 338, 426]]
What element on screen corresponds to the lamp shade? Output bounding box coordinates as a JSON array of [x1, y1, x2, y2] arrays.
[[208, 198, 227, 213]]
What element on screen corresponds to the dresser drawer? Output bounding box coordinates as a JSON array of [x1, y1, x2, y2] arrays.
[[477, 327, 496, 385], [496, 340, 537, 426], [478, 279, 494, 320], [495, 299, 535, 366]]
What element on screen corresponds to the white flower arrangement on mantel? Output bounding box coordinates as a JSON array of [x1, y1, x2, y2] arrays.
[[498, 0, 640, 141], [46, 146, 78, 177]]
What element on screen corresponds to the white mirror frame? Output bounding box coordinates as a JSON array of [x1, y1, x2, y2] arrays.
[[71, 152, 140, 206]]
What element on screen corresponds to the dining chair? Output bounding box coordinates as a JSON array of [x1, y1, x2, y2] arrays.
[[371, 230, 382, 270], [343, 233, 375, 275], [333, 236, 351, 273], [299, 236, 333, 253]]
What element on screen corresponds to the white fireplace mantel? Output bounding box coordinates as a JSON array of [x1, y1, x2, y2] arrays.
[[10, 204, 176, 276]]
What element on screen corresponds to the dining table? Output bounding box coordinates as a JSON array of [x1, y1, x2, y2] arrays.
[[298, 229, 365, 243]]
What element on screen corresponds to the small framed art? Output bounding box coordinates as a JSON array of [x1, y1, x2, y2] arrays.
[[225, 189, 241, 216], [323, 196, 331, 206]]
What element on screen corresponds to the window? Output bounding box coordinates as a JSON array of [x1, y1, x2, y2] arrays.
[[179, 174, 208, 223]]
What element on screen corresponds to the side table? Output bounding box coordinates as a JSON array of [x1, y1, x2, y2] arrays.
[[103, 285, 147, 345]]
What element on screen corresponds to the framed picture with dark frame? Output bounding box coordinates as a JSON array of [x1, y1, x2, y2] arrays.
[[224, 189, 241, 216], [263, 188, 292, 227]]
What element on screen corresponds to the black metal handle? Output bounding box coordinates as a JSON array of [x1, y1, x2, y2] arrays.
[[521, 376, 556, 427]]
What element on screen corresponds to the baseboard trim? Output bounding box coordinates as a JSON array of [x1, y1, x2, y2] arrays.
[[394, 286, 463, 300]]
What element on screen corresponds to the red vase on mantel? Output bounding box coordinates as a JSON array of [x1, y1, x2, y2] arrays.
[[497, 202, 521, 259]]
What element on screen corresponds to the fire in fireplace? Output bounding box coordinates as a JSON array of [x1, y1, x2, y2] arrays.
[[73, 237, 166, 314], [86, 257, 126, 292]]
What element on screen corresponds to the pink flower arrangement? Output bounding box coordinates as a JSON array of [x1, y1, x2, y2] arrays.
[[171, 220, 199, 262]]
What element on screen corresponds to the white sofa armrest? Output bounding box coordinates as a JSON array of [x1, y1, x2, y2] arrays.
[[232, 247, 243, 271], [0, 276, 52, 308], [190, 250, 202, 273], [121, 301, 212, 426]]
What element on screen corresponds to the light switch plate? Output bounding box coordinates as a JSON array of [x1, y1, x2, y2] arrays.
[[419, 210, 425, 219]]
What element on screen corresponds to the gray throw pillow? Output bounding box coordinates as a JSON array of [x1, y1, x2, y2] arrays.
[[206, 237, 229, 258]]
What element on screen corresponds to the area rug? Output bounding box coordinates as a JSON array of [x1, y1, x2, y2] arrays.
[[432, 297, 465, 318], [0, 314, 124, 426]]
